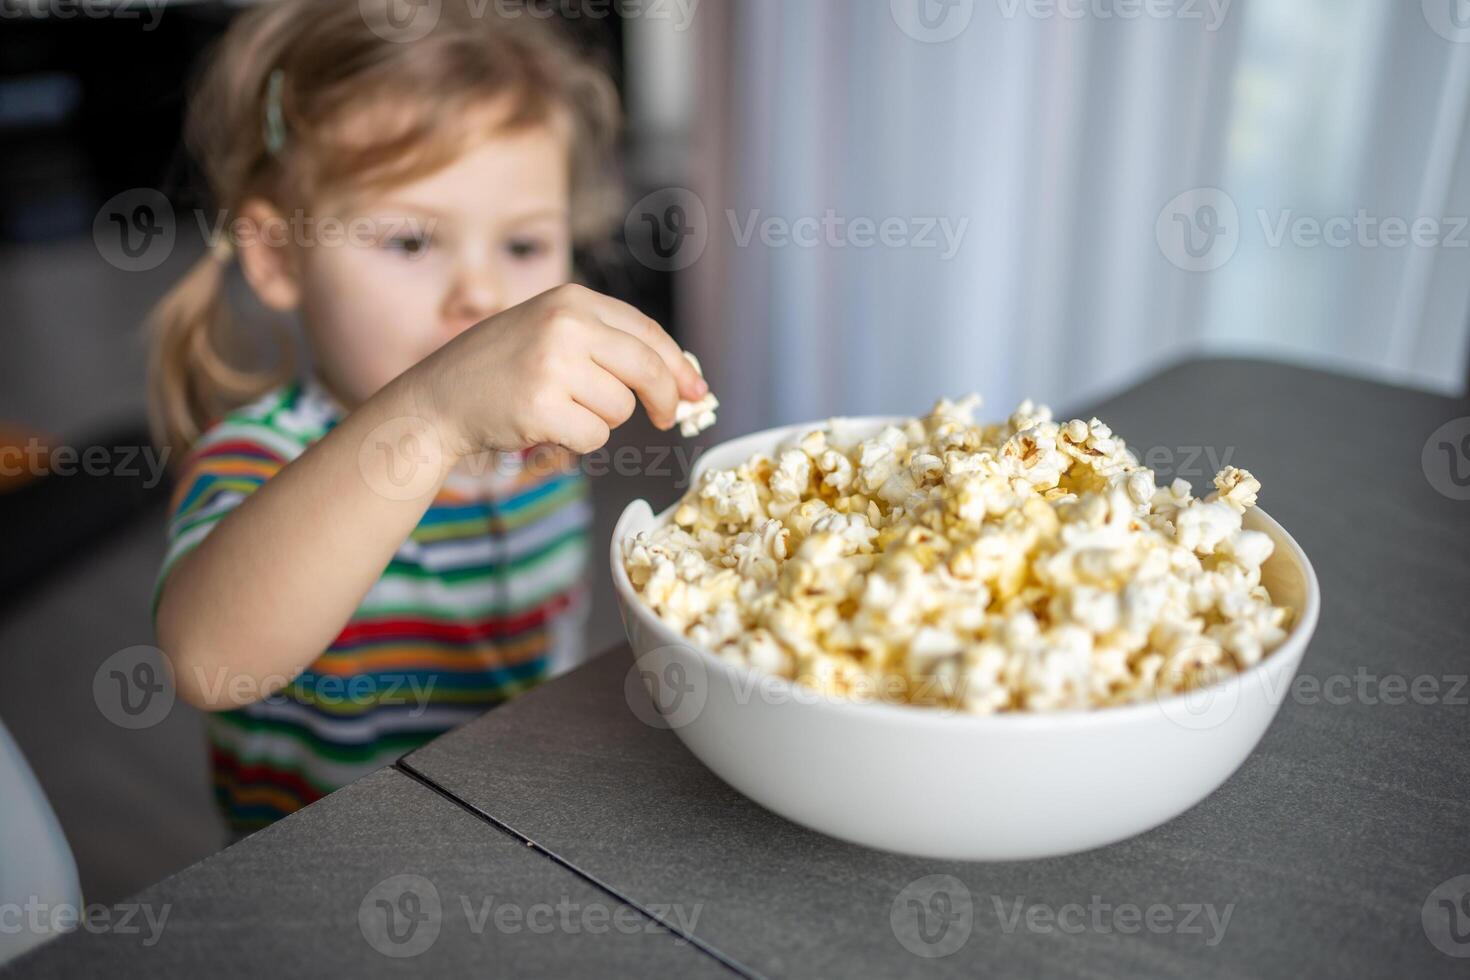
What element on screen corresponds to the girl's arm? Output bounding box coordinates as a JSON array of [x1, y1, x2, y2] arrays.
[[156, 284, 706, 709]]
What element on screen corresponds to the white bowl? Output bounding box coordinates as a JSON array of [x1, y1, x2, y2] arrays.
[[611, 417, 1321, 861]]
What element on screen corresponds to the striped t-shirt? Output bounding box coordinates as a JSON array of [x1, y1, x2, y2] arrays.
[[155, 380, 590, 834]]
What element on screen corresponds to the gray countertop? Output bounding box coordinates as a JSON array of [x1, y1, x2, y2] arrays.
[[398, 358, 1470, 978], [10, 357, 1469, 978], [3, 767, 731, 978]]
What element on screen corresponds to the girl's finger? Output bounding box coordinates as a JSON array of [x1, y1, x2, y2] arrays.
[[572, 363, 639, 429], [589, 324, 681, 430], [587, 294, 708, 402], [547, 398, 612, 455]]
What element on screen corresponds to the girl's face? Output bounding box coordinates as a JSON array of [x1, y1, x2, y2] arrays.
[[292, 124, 574, 408]]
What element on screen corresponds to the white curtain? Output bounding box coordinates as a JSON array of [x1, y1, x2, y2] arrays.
[[678, 0, 1470, 434]]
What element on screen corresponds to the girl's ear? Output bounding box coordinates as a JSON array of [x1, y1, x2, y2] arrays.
[[234, 198, 301, 312]]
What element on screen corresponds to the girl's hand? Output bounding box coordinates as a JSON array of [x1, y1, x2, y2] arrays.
[[407, 284, 709, 458]]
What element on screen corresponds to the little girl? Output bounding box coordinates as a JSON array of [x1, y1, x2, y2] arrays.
[[148, 0, 708, 835]]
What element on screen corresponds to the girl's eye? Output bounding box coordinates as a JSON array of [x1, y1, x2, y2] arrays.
[[384, 233, 433, 256], [506, 238, 548, 260]]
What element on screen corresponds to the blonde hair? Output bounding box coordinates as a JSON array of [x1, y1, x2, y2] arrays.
[[148, 0, 621, 458]]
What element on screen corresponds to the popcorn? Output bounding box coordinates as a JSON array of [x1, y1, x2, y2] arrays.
[[768, 450, 811, 518], [623, 396, 1294, 714], [693, 467, 763, 528], [675, 351, 720, 437], [816, 449, 855, 494], [724, 518, 789, 583], [1209, 466, 1261, 511], [809, 511, 879, 554]]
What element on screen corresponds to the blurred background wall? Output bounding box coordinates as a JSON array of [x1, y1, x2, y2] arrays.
[[1, 0, 1468, 908], [677, 0, 1470, 434]]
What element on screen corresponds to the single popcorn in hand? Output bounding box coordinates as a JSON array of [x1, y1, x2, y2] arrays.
[[675, 351, 719, 437], [623, 396, 1296, 714]]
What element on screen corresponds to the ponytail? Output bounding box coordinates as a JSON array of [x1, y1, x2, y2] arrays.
[[146, 244, 291, 461]]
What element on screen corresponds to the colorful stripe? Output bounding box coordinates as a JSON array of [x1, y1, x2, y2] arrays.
[[158, 381, 588, 834]]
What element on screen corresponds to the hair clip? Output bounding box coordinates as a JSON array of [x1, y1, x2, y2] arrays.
[[263, 68, 287, 156]]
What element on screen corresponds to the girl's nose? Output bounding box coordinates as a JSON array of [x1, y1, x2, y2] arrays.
[[444, 264, 506, 334]]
